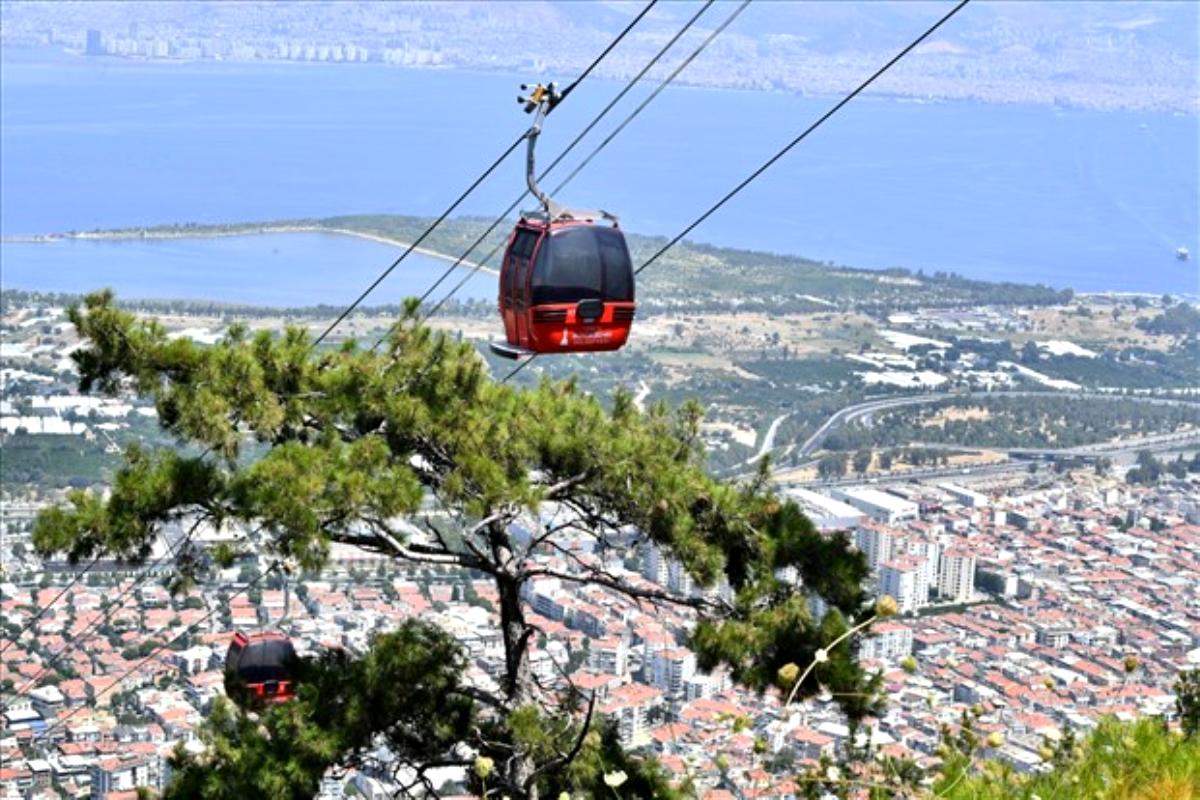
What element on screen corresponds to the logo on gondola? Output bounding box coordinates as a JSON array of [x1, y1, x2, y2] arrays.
[[572, 331, 610, 343]]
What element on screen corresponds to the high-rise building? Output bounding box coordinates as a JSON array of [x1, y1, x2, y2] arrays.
[[598, 684, 662, 747], [85, 30, 104, 56], [903, 538, 941, 588], [644, 543, 696, 596], [855, 526, 895, 570], [938, 549, 976, 602], [666, 558, 694, 596], [642, 543, 668, 586], [879, 556, 929, 614], [587, 636, 628, 677], [651, 647, 696, 698]]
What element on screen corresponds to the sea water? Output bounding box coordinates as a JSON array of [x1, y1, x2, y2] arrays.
[[0, 232, 494, 306], [2, 47, 1196, 297]]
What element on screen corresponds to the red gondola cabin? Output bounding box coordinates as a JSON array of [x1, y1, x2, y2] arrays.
[[224, 631, 297, 705], [490, 81, 636, 359], [494, 214, 635, 358]]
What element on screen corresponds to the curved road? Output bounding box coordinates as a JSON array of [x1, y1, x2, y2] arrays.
[[795, 390, 1200, 458], [743, 413, 790, 467]]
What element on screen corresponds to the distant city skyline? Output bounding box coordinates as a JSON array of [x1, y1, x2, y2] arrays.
[[2, 1, 1197, 113]]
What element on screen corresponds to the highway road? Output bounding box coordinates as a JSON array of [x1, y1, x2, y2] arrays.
[[743, 413, 790, 467], [793, 428, 1200, 488], [794, 390, 1200, 459], [722, 389, 1199, 485]]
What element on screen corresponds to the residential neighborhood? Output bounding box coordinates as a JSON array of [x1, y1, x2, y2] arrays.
[[5, 422, 1198, 796]]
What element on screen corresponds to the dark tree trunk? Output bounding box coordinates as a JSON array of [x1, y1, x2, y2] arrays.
[[491, 525, 539, 799]]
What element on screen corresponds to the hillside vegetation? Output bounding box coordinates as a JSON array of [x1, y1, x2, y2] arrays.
[[66, 214, 1075, 311], [938, 717, 1200, 800]]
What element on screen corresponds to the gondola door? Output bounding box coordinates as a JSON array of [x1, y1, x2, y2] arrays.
[[500, 224, 542, 351]]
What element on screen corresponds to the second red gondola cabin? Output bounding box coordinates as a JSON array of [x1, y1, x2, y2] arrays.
[[224, 630, 297, 705]]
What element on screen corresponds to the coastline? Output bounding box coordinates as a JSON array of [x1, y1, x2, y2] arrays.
[[1, 224, 500, 277], [2, 43, 1195, 116], [5, 222, 1194, 301]]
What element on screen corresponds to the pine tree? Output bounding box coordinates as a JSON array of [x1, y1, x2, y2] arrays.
[[1178, 668, 1200, 739], [34, 292, 880, 798]]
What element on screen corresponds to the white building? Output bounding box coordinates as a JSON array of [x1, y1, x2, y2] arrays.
[[905, 539, 942, 590], [599, 683, 662, 748], [587, 637, 628, 677], [651, 647, 696, 698], [854, 527, 895, 570], [666, 559, 694, 597], [832, 487, 919, 524], [642, 543, 669, 586], [525, 578, 567, 621], [28, 686, 65, 719], [938, 549, 977, 602], [879, 557, 930, 614], [940, 483, 989, 509], [90, 755, 159, 799], [786, 488, 866, 531], [860, 622, 913, 662]]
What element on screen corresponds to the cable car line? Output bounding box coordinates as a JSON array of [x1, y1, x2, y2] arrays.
[[407, 0, 718, 328], [310, 134, 525, 347], [500, 0, 972, 383], [313, 0, 658, 347], [0, 554, 101, 657], [34, 563, 278, 742], [488, 0, 752, 359], [428, 0, 751, 362], [547, 0, 751, 203], [13, 0, 973, 716], [501, 353, 538, 383], [9, 547, 177, 701], [1, 443, 214, 677], [4, 8, 659, 700], [419, 0, 744, 329], [553, 1, 660, 108], [634, 0, 972, 277]]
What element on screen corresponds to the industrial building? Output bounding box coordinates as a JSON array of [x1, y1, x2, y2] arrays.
[[831, 486, 919, 524], [785, 487, 866, 531]]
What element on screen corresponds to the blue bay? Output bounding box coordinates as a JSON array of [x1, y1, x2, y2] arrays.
[[0, 233, 493, 307], [2, 47, 1197, 296]]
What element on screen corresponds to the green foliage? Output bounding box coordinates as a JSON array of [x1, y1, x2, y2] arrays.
[[817, 452, 849, 478], [1033, 342, 1200, 389], [742, 357, 859, 387], [121, 640, 162, 660], [937, 717, 1200, 800], [471, 706, 682, 800], [1136, 302, 1200, 335], [1177, 668, 1200, 739], [166, 621, 472, 800], [36, 292, 878, 795], [35, 443, 226, 563], [692, 512, 880, 716], [69, 215, 1073, 312], [0, 432, 116, 488], [1127, 450, 1162, 485]]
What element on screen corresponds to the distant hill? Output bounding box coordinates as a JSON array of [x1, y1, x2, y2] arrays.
[[2, 1, 1195, 112]]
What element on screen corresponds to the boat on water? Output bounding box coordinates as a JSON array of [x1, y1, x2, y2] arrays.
[[1177, 246, 1190, 261]]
